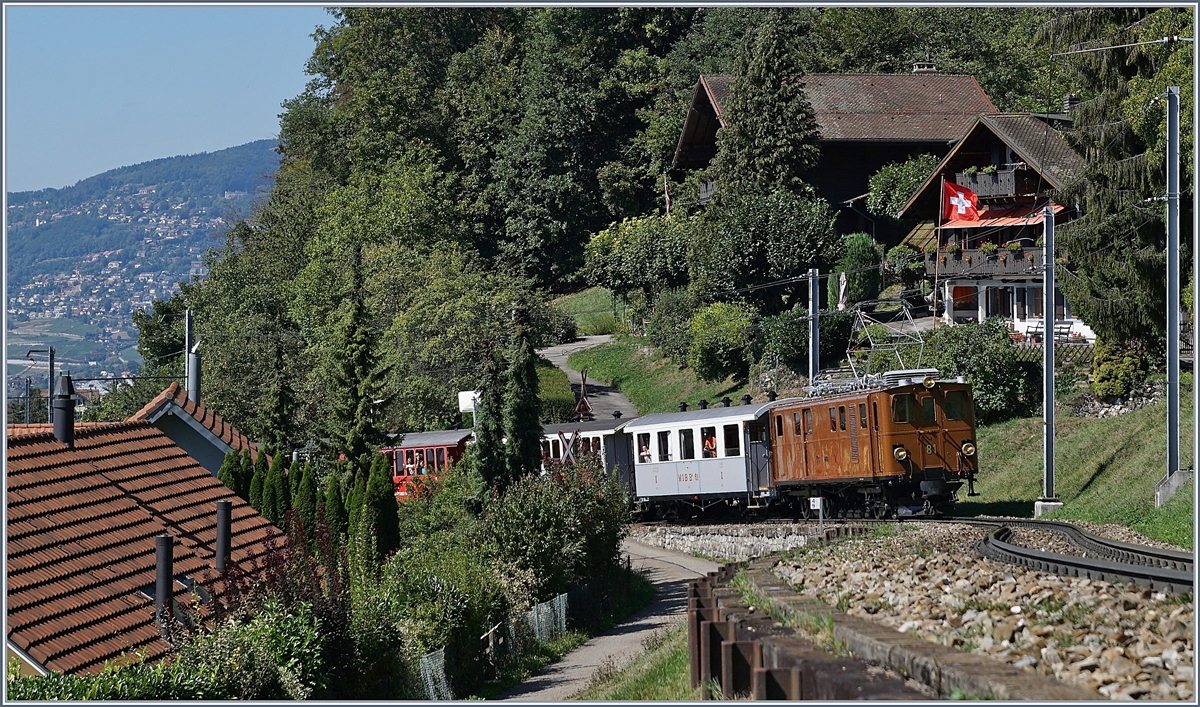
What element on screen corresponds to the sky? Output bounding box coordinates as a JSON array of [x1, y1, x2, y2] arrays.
[[4, 4, 333, 193]]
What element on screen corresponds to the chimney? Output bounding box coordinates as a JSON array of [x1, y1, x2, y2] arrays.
[[612, 410, 622, 419], [721, 397, 732, 408], [679, 402, 689, 412], [155, 534, 174, 625], [1063, 93, 1080, 113], [215, 501, 232, 574], [767, 391, 778, 402], [186, 345, 201, 404], [912, 61, 937, 74], [51, 372, 76, 448], [698, 399, 708, 410], [742, 394, 753, 406]]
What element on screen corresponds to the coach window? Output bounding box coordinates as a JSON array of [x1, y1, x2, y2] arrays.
[[838, 405, 847, 431], [541, 440, 552, 459], [803, 408, 813, 435], [637, 433, 651, 463], [701, 427, 717, 458], [793, 412, 802, 435], [829, 407, 837, 432], [552, 439, 561, 459], [892, 394, 915, 423], [680, 429, 696, 460], [657, 430, 671, 462], [723, 424, 740, 457], [775, 415, 784, 438], [945, 391, 969, 421], [859, 403, 868, 428], [922, 397, 936, 426]]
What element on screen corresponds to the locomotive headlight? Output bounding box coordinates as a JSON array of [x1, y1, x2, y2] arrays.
[[893, 446, 909, 461], [922, 375, 936, 388], [961, 441, 976, 457]]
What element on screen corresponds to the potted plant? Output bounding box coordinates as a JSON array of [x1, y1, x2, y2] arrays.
[[963, 165, 979, 175], [982, 164, 998, 175], [1005, 240, 1023, 253], [945, 242, 962, 254], [979, 241, 999, 255]]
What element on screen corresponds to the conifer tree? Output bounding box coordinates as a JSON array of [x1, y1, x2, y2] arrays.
[[503, 333, 542, 485], [361, 453, 401, 562], [472, 353, 507, 492], [290, 455, 304, 498], [330, 246, 391, 463], [262, 465, 280, 526], [249, 463, 265, 512], [712, 9, 820, 197], [323, 472, 348, 542], [254, 448, 270, 495], [259, 345, 296, 453], [216, 451, 239, 494], [271, 454, 292, 520], [238, 448, 255, 498], [294, 463, 319, 544], [346, 469, 367, 537]]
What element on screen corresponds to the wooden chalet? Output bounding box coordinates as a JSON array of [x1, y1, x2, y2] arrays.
[[672, 66, 997, 242], [895, 113, 1093, 341]]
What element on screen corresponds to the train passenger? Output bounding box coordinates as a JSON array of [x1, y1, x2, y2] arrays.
[[702, 430, 717, 458]]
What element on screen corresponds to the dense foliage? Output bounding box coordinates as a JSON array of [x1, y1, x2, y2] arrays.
[[866, 153, 940, 219], [827, 233, 882, 308]]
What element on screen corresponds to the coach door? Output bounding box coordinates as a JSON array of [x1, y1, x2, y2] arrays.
[[917, 394, 942, 467], [746, 420, 771, 491]]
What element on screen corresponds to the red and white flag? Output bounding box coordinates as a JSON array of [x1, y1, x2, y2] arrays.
[[943, 182, 979, 221]]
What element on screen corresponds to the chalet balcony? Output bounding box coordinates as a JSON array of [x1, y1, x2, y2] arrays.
[[925, 248, 1044, 278], [956, 168, 1018, 198]]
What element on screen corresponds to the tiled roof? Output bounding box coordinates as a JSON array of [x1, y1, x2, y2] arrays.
[[130, 382, 260, 462], [6, 421, 280, 676], [980, 114, 1087, 191], [702, 73, 996, 141]]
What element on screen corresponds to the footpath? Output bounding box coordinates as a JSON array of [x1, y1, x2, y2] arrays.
[[499, 539, 718, 701], [536, 335, 636, 421]]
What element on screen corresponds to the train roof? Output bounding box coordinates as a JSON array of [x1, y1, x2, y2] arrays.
[[623, 399, 803, 431], [542, 417, 638, 437], [387, 429, 474, 448]]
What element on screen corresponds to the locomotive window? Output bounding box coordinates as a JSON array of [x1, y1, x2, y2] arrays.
[[793, 412, 802, 435], [637, 433, 651, 463], [859, 403, 868, 428], [873, 402, 879, 430], [922, 397, 935, 425], [723, 424, 740, 457], [803, 409, 813, 434], [945, 391, 969, 420], [657, 431, 671, 462], [701, 427, 717, 458], [680, 429, 696, 460], [775, 415, 784, 438], [892, 394, 915, 423], [838, 406, 847, 431], [829, 407, 837, 432]]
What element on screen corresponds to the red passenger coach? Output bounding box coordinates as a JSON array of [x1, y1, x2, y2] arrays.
[[382, 429, 473, 499]]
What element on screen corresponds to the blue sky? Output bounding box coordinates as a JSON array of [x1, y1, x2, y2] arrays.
[[4, 5, 332, 193]]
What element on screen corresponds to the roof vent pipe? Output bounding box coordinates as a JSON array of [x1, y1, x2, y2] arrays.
[[766, 391, 778, 402], [1063, 93, 1080, 113], [612, 410, 622, 419], [215, 500, 232, 574], [699, 399, 708, 410], [679, 402, 688, 412], [912, 61, 937, 74], [51, 372, 76, 448], [722, 397, 732, 407], [742, 394, 753, 406], [155, 534, 174, 626], [186, 342, 201, 404]]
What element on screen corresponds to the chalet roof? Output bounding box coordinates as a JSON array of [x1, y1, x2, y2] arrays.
[[674, 73, 997, 169], [897, 114, 1088, 219], [130, 382, 260, 462], [6, 422, 280, 676]]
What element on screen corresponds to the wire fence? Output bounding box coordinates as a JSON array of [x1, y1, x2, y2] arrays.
[[1011, 340, 1097, 368]]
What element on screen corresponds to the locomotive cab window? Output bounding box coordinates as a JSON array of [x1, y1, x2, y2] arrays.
[[859, 403, 868, 428], [803, 408, 813, 434], [680, 429, 696, 460], [793, 412, 801, 435], [723, 424, 740, 457], [657, 431, 671, 462], [922, 397, 935, 425], [829, 407, 837, 432], [701, 427, 717, 458], [892, 394, 915, 423], [637, 433, 651, 463], [838, 406, 847, 431], [945, 390, 970, 421], [775, 415, 784, 438]]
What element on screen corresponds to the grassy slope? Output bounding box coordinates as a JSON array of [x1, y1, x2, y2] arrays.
[[551, 287, 622, 335], [567, 338, 749, 415], [570, 623, 697, 701], [537, 358, 576, 423], [965, 398, 1194, 548]]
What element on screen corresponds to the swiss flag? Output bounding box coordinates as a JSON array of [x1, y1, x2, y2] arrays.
[[943, 182, 980, 221]]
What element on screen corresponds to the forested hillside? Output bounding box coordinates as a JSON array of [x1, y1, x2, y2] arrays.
[[106, 6, 1191, 451]]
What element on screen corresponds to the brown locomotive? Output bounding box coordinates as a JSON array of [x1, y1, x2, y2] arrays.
[[768, 370, 978, 518]]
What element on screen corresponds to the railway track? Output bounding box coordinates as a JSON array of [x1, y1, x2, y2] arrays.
[[635, 514, 1195, 593]]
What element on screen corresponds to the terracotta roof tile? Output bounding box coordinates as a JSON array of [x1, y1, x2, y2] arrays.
[[129, 382, 261, 462], [6, 421, 281, 675]]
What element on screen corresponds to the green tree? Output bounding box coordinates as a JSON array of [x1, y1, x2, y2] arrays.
[[361, 453, 401, 563], [322, 472, 349, 542], [503, 334, 542, 483], [471, 354, 507, 493], [271, 455, 292, 521], [294, 463, 319, 543], [711, 9, 820, 197], [259, 346, 296, 453], [827, 233, 882, 308], [216, 451, 240, 496], [238, 449, 255, 498], [867, 154, 939, 219], [687, 302, 756, 382], [249, 462, 265, 512], [262, 465, 279, 526], [583, 214, 692, 303]]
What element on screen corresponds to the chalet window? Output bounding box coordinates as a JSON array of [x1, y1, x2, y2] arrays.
[[945, 391, 970, 421], [680, 429, 696, 460], [657, 431, 671, 462], [701, 426, 717, 458], [1030, 287, 1044, 318], [859, 403, 868, 428], [637, 433, 651, 463], [838, 406, 847, 431], [723, 424, 740, 457]]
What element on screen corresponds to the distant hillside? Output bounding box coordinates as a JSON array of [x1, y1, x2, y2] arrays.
[[6, 139, 278, 285]]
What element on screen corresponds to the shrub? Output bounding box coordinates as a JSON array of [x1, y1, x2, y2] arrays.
[[827, 233, 882, 307], [885, 245, 924, 290], [866, 153, 939, 219], [646, 288, 698, 366], [533, 308, 577, 347], [758, 307, 853, 373], [686, 302, 756, 383], [1092, 338, 1149, 399], [923, 318, 1039, 424]]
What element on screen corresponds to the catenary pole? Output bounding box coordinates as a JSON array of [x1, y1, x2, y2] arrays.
[[1042, 205, 1057, 502], [1167, 86, 1180, 478], [809, 268, 820, 385]]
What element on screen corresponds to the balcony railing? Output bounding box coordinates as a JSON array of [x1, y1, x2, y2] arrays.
[[956, 168, 1018, 198], [925, 248, 1044, 278]]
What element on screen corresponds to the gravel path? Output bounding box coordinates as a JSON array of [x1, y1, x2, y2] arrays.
[[499, 538, 718, 701], [536, 335, 636, 421], [773, 524, 1194, 700]]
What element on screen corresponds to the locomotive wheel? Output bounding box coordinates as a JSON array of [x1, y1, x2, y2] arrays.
[[797, 500, 813, 521], [871, 501, 892, 520]]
